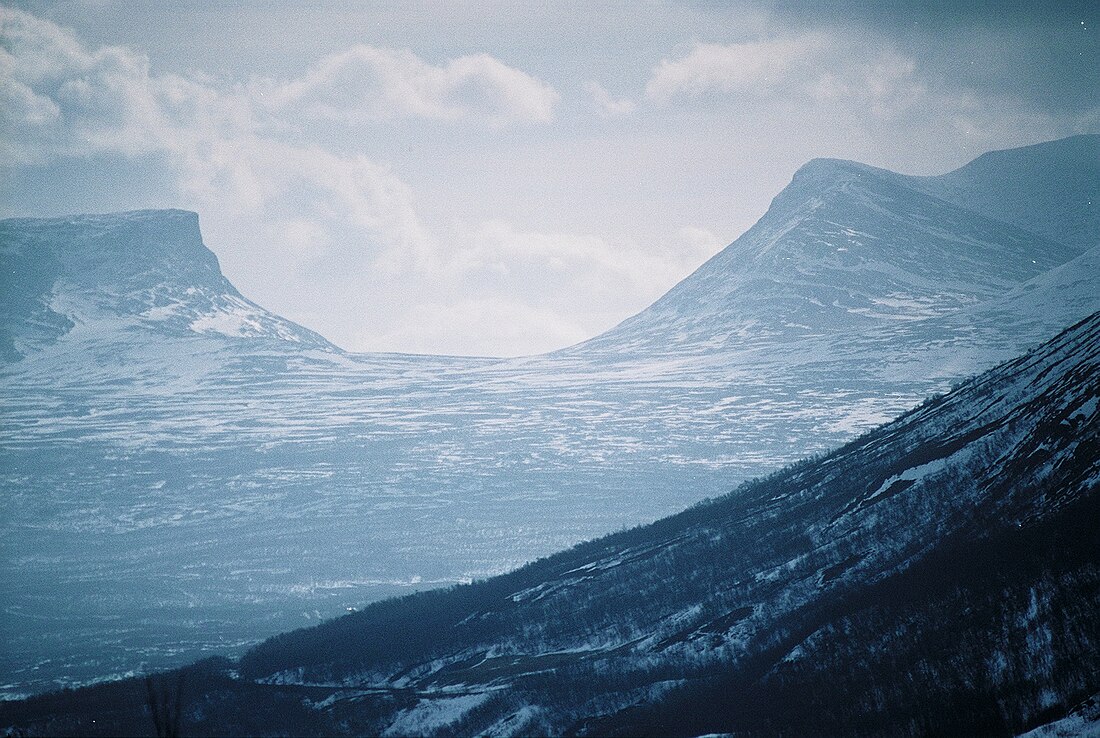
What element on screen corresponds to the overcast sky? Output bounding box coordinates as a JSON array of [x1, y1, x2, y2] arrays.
[[2, 1, 1097, 356]]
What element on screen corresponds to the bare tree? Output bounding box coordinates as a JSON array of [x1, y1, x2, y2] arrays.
[[144, 673, 185, 738]]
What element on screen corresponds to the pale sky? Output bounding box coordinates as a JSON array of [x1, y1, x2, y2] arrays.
[[2, 1, 1097, 356]]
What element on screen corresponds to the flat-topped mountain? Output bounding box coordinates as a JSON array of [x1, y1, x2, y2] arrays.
[[0, 209, 333, 360]]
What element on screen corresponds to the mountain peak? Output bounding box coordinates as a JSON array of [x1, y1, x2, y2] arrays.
[[572, 142, 1081, 357], [770, 157, 896, 211], [791, 156, 884, 180]]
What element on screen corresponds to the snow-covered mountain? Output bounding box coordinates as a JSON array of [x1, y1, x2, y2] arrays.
[[0, 136, 1096, 700], [5, 311, 1097, 736], [0, 209, 333, 360], [570, 136, 1092, 358]]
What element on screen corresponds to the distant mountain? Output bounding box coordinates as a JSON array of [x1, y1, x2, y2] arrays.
[[0, 209, 333, 360], [5, 312, 1096, 736], [571, 136, 1095, 359], [915, 134, 1100, 253], [0, 136, 1096, 701]]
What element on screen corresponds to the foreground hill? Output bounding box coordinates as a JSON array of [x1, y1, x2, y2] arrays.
[[4, 312, 1097, 736], [1, 137, 1096, 698]]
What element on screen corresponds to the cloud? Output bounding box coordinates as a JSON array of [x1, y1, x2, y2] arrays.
[[807, 48, 926, 118], [408, 221, 727, 356], [674, 226, 726, 261], [769, 1, 1100, 115], [645, 37, 828, 101], [644, 35, 937, 121], [439, 219, 724, 321], [256, 45, 558, 125], [1, 7, 160, 163], [585, 80, 635, 117], [0, 7, 559, 174], [282, 217, 727, 357]]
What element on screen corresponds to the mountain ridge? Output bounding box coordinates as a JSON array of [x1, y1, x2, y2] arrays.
[[3, 136, 1096, 364], [571, 140, 1086, 357], [917, 133, 1100, 252]]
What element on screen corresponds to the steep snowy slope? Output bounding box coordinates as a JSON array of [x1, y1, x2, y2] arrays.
[[571, 139, 1090, 358], [5, 313, 1096, 737], [0, 137, 1095, 700]]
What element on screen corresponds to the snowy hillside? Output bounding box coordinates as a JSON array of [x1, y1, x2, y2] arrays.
[[5, 312, 1097, 736], [0, 136, 1096, 700]]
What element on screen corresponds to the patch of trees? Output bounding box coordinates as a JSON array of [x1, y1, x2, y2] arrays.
[[595, 489, 1100, 737]]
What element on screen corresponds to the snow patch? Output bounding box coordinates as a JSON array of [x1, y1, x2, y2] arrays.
[[1018, 692, 1100, 737], [189, 303, 269, 338], [484, 705, 544, 738], [383, 692, 491, 736], [1070, 395, 1098, 422], [867, 449, 969, 501]]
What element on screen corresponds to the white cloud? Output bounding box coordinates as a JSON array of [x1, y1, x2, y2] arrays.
[[1, 7, 159, 163], [585, 80, 635, 117], [673, 226, 726, 262], [437, 220, 725, 326], [645, 37, 827, 101], [272, 216, 728, 357], [643, 35, 930, 120], [807, 49, 927, 118], [256, 45, 559, 125]]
